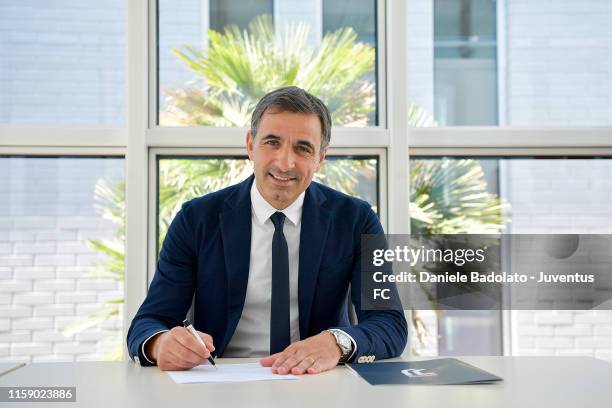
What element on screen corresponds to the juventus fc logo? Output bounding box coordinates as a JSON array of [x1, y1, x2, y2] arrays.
[[401, 368, 437, 377]]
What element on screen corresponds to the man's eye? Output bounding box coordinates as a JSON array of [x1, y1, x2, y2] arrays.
[[297, 146, 312, 154], [266, 140, 279, 146]]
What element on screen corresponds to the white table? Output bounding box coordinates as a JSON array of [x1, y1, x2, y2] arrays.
[[0, 357, 611, 407]]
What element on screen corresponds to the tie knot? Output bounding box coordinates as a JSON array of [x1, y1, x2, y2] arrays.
[[270, 212, 285, 230]]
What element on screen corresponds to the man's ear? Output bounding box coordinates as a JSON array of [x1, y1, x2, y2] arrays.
[[246, 131, 254, 161], [316, 147, 328, 171]]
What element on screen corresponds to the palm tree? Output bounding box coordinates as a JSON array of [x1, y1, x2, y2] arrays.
[[161, 14, 376, 127]]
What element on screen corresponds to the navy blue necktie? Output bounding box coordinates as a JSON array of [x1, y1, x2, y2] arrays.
[[270, 212, 290, 354]]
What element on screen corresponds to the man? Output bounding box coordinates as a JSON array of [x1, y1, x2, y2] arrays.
[[127, 86, 407, 375]]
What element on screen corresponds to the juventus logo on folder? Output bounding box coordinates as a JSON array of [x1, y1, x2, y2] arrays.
[[401, 368, 437, 377]]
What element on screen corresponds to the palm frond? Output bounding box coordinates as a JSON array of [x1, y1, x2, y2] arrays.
[[162, 14, 376, 127]]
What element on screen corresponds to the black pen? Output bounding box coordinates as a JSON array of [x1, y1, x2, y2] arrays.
[[183, 319, 217, 370]]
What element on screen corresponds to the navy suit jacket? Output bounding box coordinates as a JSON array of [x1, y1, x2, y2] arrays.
[[127, 175, 407, 365]]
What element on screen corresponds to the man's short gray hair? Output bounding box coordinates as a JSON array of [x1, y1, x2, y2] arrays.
[[250, 86, 332, 151]]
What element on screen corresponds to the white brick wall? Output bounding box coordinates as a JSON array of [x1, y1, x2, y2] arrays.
[[0, 158, 124, 363], [0, 0, 126, 124], [505, 160, 612, 361], [506, 0, 612, 126]]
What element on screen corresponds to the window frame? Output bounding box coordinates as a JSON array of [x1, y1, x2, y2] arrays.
[[0, 0, 610, 360], [150, 0, 387, 130]]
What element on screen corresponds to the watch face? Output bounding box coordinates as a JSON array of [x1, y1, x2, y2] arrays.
[[339, 336, 351, 349], [334, 332, 351, 353]]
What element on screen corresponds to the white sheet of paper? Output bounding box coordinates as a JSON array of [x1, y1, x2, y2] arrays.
[[166, 363, 298, 384]]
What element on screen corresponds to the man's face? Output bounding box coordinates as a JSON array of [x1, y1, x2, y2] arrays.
[[247, 110, 327, 210]]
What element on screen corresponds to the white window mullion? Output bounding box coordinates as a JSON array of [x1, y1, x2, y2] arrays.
[[496, 0, 508, 126], [376, 0, 388, 129], [0, 146, 125, 156], [410, 147, 612, 157], [387, 0, 410, 234], [409, 127, 612, 148], [147, 0, 158, 130], [124, 0, 150, 360], [0, 126, 127, 147]]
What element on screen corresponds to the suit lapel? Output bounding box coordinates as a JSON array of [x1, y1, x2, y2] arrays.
[[219, 175, 253, 352], [298, 183, 331, 338]]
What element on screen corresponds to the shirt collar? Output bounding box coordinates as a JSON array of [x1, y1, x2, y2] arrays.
[[250, 180, 304, 227]]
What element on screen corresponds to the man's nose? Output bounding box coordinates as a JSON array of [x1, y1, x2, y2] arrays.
[[276, 145, 296, 171]]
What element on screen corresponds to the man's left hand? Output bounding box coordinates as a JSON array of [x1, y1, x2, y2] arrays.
[[259, 331, 341, 375]]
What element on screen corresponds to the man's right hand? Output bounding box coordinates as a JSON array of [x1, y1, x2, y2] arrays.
[[144, 327, 215, 371]]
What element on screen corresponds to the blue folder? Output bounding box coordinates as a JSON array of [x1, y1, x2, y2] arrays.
[[347, 358, 502, 385]]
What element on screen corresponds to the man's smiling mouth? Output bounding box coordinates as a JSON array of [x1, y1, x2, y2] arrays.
[[269, 172, 296, 183]]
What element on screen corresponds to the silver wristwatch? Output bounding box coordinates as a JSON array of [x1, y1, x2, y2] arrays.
[[326, 329, 354, 363]]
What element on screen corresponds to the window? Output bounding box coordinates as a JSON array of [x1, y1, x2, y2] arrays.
[[157, 0, 379, 126], [323, 0, 377, 47], [0, 157, 125, 362], [409, 156, 612, 356], [407, 0, 612, 126], [0, 1, 126, 125], [434, 0, 498, 126]]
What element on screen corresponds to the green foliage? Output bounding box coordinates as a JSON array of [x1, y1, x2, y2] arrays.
[[410, 159, 509, 234], [158, 159, 252, 249], [408, 104, 438, 128], [162, 15, 376, 127], [316, 158, 379, 213]]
